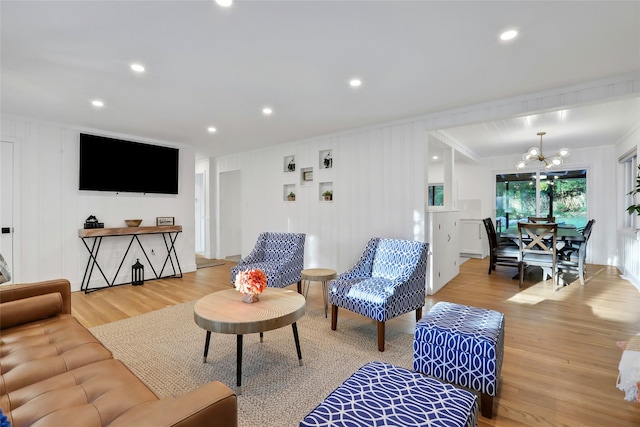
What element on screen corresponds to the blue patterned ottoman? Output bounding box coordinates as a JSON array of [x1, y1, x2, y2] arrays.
[[413, 302, 505, 419], [300, 361, 478, 427]]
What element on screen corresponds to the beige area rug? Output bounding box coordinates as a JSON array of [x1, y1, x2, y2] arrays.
[[90, 300, 414, 427]]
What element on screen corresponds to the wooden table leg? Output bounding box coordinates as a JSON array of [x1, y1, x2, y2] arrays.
[[203, 331, 211, 363], [321, 281, 328, 318], [292, 322, 303, 366], [237, 334, 243, 395]]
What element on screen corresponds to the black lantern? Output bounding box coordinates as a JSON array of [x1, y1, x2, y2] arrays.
[[132, 259, 144, 286]]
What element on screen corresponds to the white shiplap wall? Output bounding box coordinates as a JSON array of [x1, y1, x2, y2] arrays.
[[1, 116, 197, 291], [616, 126, 640, 288], [216, 122, 427, 273]]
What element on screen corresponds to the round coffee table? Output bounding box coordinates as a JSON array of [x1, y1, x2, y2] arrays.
[[301, 268, 337, 318], [194, 287, 305, 394]]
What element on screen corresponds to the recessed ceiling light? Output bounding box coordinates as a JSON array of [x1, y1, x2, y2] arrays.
[[262, 107, 273, 115], [500, 30, 518, 41], [207, 127, 217, 133], [130, 63, 145, 73], [91, 100, 104, 107], [215, 0, 233, 7], [349, 79, 362, 87], [432, 156, 439, 160]]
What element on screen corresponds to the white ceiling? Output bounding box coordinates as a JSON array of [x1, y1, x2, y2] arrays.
[[1, 1, 639, 159], [440, 96, 640, 161]]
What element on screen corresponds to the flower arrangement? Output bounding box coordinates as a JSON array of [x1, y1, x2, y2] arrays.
[[234, 269, 267, 302]]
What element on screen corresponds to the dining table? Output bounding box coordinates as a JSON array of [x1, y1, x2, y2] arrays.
[[500, 223, 585, 243], [499, 223, 585, 284]]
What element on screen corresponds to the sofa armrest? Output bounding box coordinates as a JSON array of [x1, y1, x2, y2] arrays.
[[0, 292, 63, 330], [0, 279, 71, 315], [110, 381, 237, 427]]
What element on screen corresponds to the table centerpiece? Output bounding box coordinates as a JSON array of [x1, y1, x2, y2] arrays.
[[234, 268, 267, 303]]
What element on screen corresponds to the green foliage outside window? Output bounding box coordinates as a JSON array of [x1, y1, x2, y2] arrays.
[[496, 171, 587, 229], [627, 164, 640, 216], [428, 185, 444, 206]]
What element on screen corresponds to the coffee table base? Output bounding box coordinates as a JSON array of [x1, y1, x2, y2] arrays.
[[202, 322, 303, 395]]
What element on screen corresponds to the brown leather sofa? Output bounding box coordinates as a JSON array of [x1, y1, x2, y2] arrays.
[[0, 279, 237, 427]]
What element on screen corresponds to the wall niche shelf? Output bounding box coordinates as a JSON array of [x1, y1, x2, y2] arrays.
[[319, 149, 333, 169], [319, 181, 333, 202], [300, 167, 313, 185], [284, 155, 296, 173], [283, 184, 296, 202]]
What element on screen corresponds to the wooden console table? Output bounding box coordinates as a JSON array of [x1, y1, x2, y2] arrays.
[[78, 225, 183, 293]]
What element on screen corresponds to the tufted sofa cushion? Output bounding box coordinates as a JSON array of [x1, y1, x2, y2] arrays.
[[1, 315, 113, 394], [3, 359, 158, 427]]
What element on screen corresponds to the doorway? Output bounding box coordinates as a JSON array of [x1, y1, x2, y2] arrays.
[[195, 171, 206, 254], [0, 141, 14, 284], [219, 170, 241, 259]]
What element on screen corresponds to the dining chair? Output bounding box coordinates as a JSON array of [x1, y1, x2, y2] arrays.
[[558, 219, 595, 286], [482, 218, 520, 275], [527, 216, 556, 223], [517, 222, 560, 290], [560, 219, 595, 258]]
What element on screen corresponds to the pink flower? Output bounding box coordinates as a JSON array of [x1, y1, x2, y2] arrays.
[[234, 269, 267, 295]]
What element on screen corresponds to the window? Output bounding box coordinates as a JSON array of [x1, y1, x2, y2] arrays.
[[496, 170, 587, 229], [428, 184, 444, 206], [621, 151, 638, 229]]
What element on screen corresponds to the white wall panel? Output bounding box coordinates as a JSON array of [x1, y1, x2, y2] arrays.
[[216, 122, 426, 274], [2, 117, 196, 292], [619, 231, 640, 289]]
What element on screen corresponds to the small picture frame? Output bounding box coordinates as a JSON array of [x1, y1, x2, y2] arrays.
[[156, 216, 175, 226], [303, 171, 313, 181]]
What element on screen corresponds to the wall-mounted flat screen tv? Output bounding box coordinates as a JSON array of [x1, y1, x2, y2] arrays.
[[79, 133, 179, 194]]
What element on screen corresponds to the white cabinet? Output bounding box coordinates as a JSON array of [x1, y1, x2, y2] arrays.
[[460, 219, 488, 259], [427, 211, 460, 294]]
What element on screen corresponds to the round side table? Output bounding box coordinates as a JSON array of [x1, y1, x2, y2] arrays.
[[301, 268, 337, 318]]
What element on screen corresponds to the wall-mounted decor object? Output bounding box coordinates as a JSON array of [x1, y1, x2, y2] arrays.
[[320, 181, 333, 202], [284, 155, 296, 172], [320, 149, 333, 169], [283, 184, 296, 201], [156, 216, 175, 226], [303, 171, 313, 181]]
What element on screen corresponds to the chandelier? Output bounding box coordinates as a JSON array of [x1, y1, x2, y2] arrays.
[[516, 132, 569, 170]]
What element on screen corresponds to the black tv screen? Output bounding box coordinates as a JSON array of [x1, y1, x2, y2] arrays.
[[79, 133, 179, 194]]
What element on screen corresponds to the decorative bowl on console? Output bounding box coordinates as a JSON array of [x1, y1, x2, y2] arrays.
[[125, 219, 142, 227]]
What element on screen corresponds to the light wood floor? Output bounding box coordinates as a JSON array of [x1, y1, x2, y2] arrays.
[[71, 258, 640, 426]]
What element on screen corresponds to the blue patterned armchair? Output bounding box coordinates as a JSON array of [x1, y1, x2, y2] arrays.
[[329, 238, 429, 352], [230, 232, 306, 292]]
